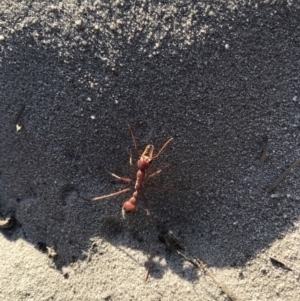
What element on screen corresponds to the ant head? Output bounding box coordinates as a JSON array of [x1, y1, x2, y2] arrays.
[[137, 144, 154, 170], [137, 156, 152, 170]]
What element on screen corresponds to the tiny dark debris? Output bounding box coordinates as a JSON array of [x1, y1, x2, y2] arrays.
[[71, 255, 77, 263], [261, 139, 268, 165], [244, 253, 253, 260], [137, 236, 144, 243], [37, 242, 47, 253], [261, 269, 268, 275], [270, 257, 292, 271], [230, 262, 237, 267], [51, 214, 65, 221]]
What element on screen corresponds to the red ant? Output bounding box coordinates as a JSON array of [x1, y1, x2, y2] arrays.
[[91, 125, 173, 217]]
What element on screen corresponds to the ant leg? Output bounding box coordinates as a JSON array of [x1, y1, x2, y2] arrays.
[[147, 164, 172, 179], [129, 150, 137, 174], [128, 124, 140, 156], [152, 138, 173, 159], [91, 188, 131, 201], [107, 171, 133, 183]]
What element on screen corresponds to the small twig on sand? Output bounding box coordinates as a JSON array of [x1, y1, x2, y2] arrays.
[[267, 158, 300, 193], [176, 250, 240, 301], [261, 141, 268, 166], [145, 208, 242, 301], [270, 256, 292, 271]]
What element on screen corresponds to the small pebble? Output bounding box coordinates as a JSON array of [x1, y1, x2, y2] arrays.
[[260, 268, 267, 275], [0, 35, 6, 41], [0, 216, 15, 228], [75, 20, 83, 27], [270, 194, 280, 199], [16, 124, 22, 131], [47, 246, 58, 258]]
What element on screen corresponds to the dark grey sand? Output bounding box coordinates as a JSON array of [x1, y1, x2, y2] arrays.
[[1, 1, 300, 300]]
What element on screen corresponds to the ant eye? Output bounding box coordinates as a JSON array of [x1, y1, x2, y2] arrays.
[[149, 160, 152, 164]]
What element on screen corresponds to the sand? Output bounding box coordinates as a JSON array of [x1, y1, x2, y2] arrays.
[[1, 1, 300, 300]]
